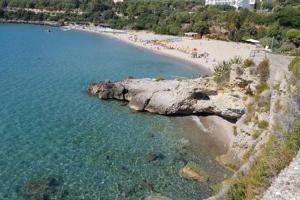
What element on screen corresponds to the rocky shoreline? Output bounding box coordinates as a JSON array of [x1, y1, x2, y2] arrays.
[[0, 19, 63, 27], [87, 77, 246, 120]]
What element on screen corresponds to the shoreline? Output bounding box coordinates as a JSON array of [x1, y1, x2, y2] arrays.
[[99, 31, 211, 74], [0, 19, 63, 27], [64, 24, 257, 73], [174, 115, 234, 159], [67, 25, 211, 73], [0, 21, 257, 73]]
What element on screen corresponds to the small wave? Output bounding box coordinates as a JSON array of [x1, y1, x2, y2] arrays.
[[191, 116, 209, 133]]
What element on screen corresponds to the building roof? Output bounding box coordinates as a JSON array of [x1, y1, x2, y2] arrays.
[[184, 32, 198, 36], [245, 39, 261, 44]]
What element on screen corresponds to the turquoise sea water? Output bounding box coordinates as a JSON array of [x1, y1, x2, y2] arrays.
[[0, 24, 229, 200]]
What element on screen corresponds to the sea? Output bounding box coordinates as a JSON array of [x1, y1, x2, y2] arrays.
[[0, 23, 230, 200]]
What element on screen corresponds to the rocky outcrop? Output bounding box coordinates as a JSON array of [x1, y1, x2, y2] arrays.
[[16, 176, 68, 200], [145, 194, 172, 200], [0, 19, 63, 26], [88, 77, 245, 120], [179, 161, 209, 182]]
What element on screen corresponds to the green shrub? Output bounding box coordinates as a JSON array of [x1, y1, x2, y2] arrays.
[[285, 121, 300, 151], [243, 58, 255, 68], [273, 82, 281, 93], [290, 48, 300, 56], [213, 61, 232, 84], [275, 99, 283, 113], [287, 29, 300, 46], [258, 120, 269, 129], [236, 66, 244, 76], [210, 183, 223, 193], [288, 57, 300, 79], [252, 129, 261, 139], [233, 126, 238, 136], [230, 56, 243, 65], [247, 103, 256, 113], [227, 183, 246, 200], [257, 59, 270, 82], [243, 145, 255, 162], [256, 82, 269, 94], [258, 98, 271, 112]]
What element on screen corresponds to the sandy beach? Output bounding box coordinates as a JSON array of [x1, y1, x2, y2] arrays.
[[65, 24, 257, 72], [173, 116, 234, 158]]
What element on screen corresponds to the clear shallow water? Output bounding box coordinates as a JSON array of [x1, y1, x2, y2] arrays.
[[0, 24, 230, 200]]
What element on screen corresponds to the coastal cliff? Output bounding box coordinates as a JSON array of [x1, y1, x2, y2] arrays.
[[88, 54, 299, 199]]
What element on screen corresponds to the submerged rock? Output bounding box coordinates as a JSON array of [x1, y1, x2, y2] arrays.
[[88, 77, 245, 120], [123, 180, 155, 198], [144, 153, 165, 162], [179, 162, 209, 182], [145, 193, 172, 200], [16, 176, 65, 200]]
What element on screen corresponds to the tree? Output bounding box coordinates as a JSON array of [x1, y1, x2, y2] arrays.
[[275, 6, 300, 28], [167, 23, 181, 35], [224, 11, 242, 41], [0, 8, 4, 17], [287, 29, 300, 47], [193, 21, 209, 37], [0, 0, 8, 8]]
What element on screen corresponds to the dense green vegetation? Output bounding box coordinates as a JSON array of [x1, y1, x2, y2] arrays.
[[288, 56, 300, 79], [227, 120, 300, 200], [288, 56, 300, 103], [0, 0, 299, 53]]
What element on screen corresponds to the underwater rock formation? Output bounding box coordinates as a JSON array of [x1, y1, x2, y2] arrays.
[[144, 193, 172, 200], [16, 176, 68, 200], [144, 152, 165, 162], [179, 161, 209, 182]]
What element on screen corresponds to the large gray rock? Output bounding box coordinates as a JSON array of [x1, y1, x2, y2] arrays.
[[88, 77, 245, 119]]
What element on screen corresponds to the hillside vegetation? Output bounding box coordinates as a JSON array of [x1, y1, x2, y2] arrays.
[[0, 0, 300, 55]]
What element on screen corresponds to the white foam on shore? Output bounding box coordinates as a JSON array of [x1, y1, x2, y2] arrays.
[[191, 116, 209, 133]]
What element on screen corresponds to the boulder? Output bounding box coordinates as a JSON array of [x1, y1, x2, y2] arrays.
[[16, 176, 66, 200], [179, 161, 208, 182], [144, 153, 165, 162], [145, 194, 172, 200]]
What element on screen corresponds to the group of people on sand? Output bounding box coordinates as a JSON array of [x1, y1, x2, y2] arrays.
[[127, 33, 216, 65], [128, 34, 161, 51]]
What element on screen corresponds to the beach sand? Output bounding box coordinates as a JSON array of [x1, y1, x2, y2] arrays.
[[65, 25, 257, 72], [172, 116, 234, 159]]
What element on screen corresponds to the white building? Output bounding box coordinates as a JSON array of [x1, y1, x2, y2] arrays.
[[113, 0, 126, 3], [205, 0, 255, 9]]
